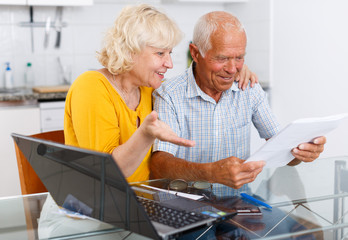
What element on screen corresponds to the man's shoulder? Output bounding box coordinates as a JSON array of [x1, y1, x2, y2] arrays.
[[240, 83, 265, 96]]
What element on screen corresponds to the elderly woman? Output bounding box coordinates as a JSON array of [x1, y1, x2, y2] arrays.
[[64, 4, 256, 183]]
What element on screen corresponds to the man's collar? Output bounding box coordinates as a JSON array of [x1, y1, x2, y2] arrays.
[[231, 82, 240, 92], [186, 63, 240, 100], [186, 63, 201, 98]]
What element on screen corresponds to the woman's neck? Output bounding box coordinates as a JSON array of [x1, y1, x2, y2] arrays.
[[98, 68, 141, 110]]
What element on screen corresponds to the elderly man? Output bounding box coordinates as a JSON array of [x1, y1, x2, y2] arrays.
[[150, 11, 326, 196]]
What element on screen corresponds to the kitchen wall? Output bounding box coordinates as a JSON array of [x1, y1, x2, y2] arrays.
[[238, 0, 348, 225], [271, 0, 348, 158], [270, 1, 348, 222], [226, 0, 271, 87], [0, 1, 227, 88]]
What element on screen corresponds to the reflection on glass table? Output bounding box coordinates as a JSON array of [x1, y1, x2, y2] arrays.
[[0, 192, 149, 240], [244, 156, 348, 239]]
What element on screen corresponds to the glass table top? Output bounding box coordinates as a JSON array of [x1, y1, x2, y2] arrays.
[[1, 156, 348, 240], [133, 156, 348, 239], [229, 156, 348, 239]]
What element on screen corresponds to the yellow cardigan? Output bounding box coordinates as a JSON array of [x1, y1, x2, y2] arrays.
[[64, 71, 153, 182]]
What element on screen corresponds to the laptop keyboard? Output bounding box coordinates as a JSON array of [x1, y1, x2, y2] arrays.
[[138, 198, 210, 229]]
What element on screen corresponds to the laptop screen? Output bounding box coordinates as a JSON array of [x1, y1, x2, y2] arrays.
[[12, 133, 159, 240]]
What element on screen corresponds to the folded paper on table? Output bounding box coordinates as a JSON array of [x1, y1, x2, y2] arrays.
[[246, 113, 348, 168]]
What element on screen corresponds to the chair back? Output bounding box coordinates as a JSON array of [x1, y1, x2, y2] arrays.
[[14, 130, 65, 195]]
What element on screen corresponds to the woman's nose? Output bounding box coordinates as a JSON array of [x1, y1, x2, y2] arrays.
[[164, 54, 173, 69]]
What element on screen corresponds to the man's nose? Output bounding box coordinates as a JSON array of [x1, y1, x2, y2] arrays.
[[224, 59, 237, 74]]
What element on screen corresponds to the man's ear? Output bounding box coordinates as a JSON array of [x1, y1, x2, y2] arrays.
[[189, 43, 200, 63]]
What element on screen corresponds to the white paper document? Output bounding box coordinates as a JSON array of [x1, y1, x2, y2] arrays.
[[246, 113, 348, 168]]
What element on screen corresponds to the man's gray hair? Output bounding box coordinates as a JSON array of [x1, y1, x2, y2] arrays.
[[192, 11, 246, 57]]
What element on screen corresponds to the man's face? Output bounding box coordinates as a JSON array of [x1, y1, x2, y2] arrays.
[[192, 29, 246, 100]]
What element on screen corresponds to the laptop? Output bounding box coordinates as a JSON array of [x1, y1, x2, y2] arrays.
[[12, 133, 235, 240]]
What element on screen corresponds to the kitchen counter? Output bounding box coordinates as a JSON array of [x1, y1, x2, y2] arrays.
[[0, 87, 68, 107]]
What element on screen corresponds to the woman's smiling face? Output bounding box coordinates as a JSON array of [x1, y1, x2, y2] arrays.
[[131, 46, 174, 89]]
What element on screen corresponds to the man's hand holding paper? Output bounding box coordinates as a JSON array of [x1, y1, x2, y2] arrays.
[[246, 113, 348, 168], [289, 136, 326, 166], [211, 157, 265, 189]]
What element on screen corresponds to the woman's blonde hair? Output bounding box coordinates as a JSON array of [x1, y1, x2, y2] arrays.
[[98, 4, 183, 75]]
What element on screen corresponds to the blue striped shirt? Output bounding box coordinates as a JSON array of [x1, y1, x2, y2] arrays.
[[153, 66, 280, 197]]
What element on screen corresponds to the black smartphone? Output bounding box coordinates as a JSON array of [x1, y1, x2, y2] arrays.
[[232, 205, 262, 215], [204, 196, 262, 216]]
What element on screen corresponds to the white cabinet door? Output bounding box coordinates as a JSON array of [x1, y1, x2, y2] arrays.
[[0, 106, 41, 197], [0, 0, 93, 5], [177, 0, 247, 2], [27, 0, 93, 6], [39, 101, 65, 132], [0, 0, 26, 5]]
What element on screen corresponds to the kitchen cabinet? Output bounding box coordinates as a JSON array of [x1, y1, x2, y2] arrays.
[[177, 0, 247, 2], [0, 0, 26, 4], [0, 106, 41, 197], [95, 0, 245, 2], [39, 101, 65, 132], [0, 0, 93, 5], [0, 101, 65, 197], [27, 0, 93, 6]]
